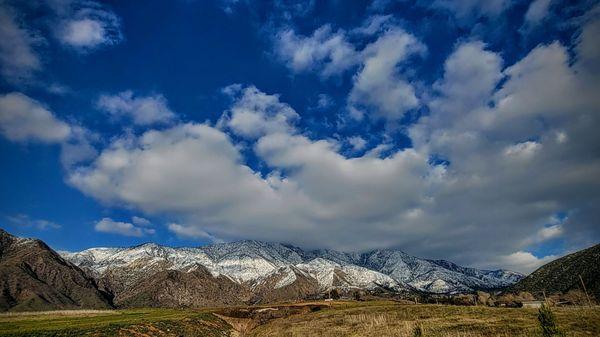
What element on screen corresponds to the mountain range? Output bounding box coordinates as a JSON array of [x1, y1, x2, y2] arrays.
[[0, 228, 524, 311], [58, 239, 523, 305]]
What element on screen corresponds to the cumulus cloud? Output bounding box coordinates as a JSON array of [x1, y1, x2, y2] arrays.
[[347, 136, 367, 151], [0, 92, 98, 168], [430, 41, 503, 114], [96, 91, 176, 126], [69, 86, 434, 254], [55, 1, 122, 50], [0, 6, 41, 83], [410, 22, 600, 270], [348, 28, 425, 122], [94, 217, 155, 237], [493, 251, 557, 274], [0, 92, 71, 143], [274, 23, 424, 123], [218, 85, 299, 139], [274, 25, 360, 77], [59, 14, 600, 273], [65, 20, 600, 272], [66, 42, 600, 271]]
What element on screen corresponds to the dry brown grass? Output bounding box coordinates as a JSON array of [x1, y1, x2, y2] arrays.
[[0, 309, 117, 317], [247, 301, 600, 337]]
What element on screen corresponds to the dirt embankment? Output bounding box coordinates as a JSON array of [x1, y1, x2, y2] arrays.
[[215, 303, 329, 336]]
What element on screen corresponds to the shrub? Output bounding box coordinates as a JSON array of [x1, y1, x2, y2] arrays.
[[538, 304, 564, 337], [476, 291, 490, 305], [561, 289, 589, 305], [413, 323, 423, 337]]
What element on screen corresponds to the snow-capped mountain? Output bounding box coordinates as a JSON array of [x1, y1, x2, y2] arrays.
[[60, 240, 523, 296]]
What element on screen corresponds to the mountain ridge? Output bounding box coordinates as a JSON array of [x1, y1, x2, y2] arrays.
[[60, 238, 523, 296], [0, 229, 113, 312], [510, 243, 600, 300]]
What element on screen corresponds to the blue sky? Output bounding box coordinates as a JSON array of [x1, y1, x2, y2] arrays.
[[0, 0, 599, 273]]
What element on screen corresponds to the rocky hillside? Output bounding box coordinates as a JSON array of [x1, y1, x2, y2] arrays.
[[511, 243, 600, 299], [0, 229, 112, 312]]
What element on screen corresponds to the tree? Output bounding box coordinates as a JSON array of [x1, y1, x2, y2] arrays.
[[538, 304, 564, 337]]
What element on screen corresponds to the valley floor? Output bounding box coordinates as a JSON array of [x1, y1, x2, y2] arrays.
[[0, 301, 599, 337]]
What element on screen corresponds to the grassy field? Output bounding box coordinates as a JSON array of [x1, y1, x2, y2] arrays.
[[248, 301, 600, 337], [0, 301, 599, 336], [0, 308, 231, 336]]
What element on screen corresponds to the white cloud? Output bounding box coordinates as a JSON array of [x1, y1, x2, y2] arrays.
[[493, 251, 557, 274], [56, 2, 122, 50], [65, 17, 600, 273], [59, 126, 98, 168], [132, 216, 151, 227], [503, 141, 542, 159], [96, 91, 176, 125], [0, 6, 41, 83], [524, 0, 552, 25], [274, 25, 360, 77], [59, 18, 106, 47], [348, 28, 425, 122], [347, 136, 367, 151], [168, 223, 219, 241], [0, 92, 98, 168], [0, 92, 71, 143], [94, 217, 155, 237], [537, 224, 563, 241], [430, 41, 503, 114], [352, 15, 394, 36], [6, 214, 61, 230], [219, 85, 299, 139], [409, 23, 600, 271]]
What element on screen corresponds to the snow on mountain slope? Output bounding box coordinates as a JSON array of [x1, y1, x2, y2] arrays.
[[358, 250, 524, 293], [60, 240, 523, 294], [297, 258, 403, 291]]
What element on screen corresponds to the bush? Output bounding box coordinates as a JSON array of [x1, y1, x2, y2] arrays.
[[476, 291, 490, 305], [517, 291, 535, 301], [561, 289, 589, 305], [413, 323, 423, 337], [495, 294, 519, 307], [538, 304, 564, 337]]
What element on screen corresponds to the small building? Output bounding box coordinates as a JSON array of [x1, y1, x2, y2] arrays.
[[521, 300, 544, 308]]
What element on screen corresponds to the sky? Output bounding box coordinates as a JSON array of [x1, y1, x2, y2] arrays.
[[0, 0, 599, 274]]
